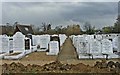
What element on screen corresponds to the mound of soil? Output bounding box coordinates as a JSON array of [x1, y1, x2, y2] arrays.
[[2, 60, 120, 74]]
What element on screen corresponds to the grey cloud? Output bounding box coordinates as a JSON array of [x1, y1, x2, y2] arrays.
[[2, 2, 118, 29]]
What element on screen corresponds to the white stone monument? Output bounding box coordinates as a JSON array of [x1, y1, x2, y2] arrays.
[[90, 39, 101, 54], [39, 35, 50, 51], [47, 41, 59, 55], [118, 36, 120, 52], [101, 39, 113, 54], [112, 37, 119, 52], [90, 39, 105, 58], [0, 35, 9, 53], [13, 32, 25, 52]]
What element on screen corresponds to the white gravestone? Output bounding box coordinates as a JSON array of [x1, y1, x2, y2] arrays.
[[118, 36, 120, 52], [32, 35, 37, 46], [36, 35, 41, 46], [90, 39, 101, 54], [13, 32, 25, 52], [59, 34, 67, 46], [90, 39, 105, 58], [101, 39, 113, 54], [39, 35, 50, 51], [77, 36, 91, 59], [112, 37, 119, 52], [77, 36, 89, 54], [73, 36, 79, 48], [78, 42, 89, 54], [0, 35, 9, 53], [47, 41, 59, 55]]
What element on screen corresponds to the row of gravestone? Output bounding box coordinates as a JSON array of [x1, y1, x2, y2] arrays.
[[70, 34, 120, 59], [0, 32, 67, 56], [32, 34, 67, 55], [0, 32, 32, 54]]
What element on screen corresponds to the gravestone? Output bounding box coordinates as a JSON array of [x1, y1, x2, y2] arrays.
[[32, 35, 37, 46], [47, 41, 59, 55], [73, 36, 79, 48], [78, 42, 89, 54], [39, 35, 50, 51], [36, 35, 41, 46], [59, 34, 67, 46], [77, 36, 89, 54], [118, 36, 120, 52], [0, 35, 9, 53], [112, 37, 119, 52], [13, 32, 25, 52], [90, 39, 101, 54], [101, 39, 113, 54], [90, 39, 105, 59]]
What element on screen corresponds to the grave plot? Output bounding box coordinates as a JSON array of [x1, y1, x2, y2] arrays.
[[46, 41, 59, 55], [77, 42, 91, 59], [4, 32, 26, 60], [90, 39, 105, 59], [38, 35, 50, 51], [101, 39, 119, 59], [77, 36, 91, 59], [0, 35, 10, 59]]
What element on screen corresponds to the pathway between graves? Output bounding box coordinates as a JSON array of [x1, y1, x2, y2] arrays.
[[57, 38, 77, 61]]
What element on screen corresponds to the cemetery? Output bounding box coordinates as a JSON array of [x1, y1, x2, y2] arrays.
[[0, 25, 120, 74], [0, 30, 120, 60]]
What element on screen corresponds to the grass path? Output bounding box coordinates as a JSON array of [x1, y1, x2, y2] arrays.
[[57, 38, 77, 61]]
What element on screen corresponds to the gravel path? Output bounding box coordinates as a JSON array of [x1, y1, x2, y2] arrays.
[[57, 38, 77, 61]]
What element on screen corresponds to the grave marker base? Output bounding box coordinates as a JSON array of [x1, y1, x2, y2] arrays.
[[46, 52, 58, 55], [78, 54, 92, 59], [4, 52, 25, 60]]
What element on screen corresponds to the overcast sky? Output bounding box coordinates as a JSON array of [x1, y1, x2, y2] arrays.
[[1, 2, 119, 29]]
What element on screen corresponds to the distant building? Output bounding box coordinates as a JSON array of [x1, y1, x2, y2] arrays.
[[14, 24, 34, 46], [14, 24, 34, 35]]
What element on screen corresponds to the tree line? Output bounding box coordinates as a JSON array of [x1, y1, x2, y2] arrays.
[[1, 16, 120, 36]]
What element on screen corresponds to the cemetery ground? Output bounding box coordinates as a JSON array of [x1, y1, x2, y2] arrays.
[[1, 38, 120, 74]]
